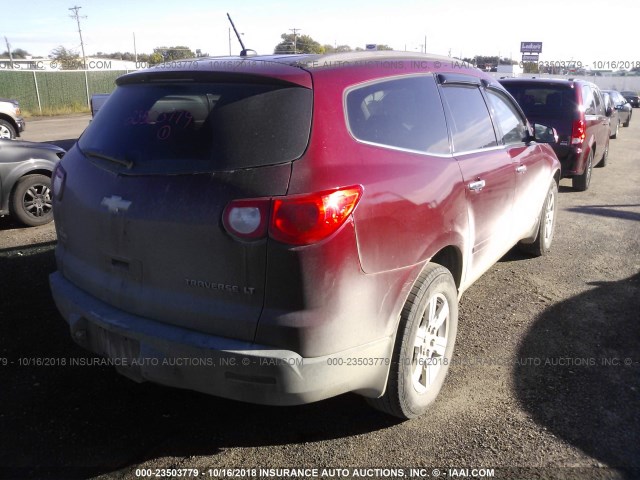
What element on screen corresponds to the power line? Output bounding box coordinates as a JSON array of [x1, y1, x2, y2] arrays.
[[68, 5, 87, 69]]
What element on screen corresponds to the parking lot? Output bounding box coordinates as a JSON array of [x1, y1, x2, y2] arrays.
[[1, 114, 639, 479]]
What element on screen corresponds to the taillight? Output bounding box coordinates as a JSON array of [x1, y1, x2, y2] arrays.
[[222, 199, 270, 240], [222, 185, 363, 246], [52, 164, 66, 200], [270, 186, 363, 245], [571, 118, 586, 145]]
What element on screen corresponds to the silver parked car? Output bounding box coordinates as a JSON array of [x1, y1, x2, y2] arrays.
[[0, 139, 65, 226]]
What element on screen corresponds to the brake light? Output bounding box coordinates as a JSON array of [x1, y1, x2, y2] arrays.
[[222, 185, 363, 245], [52, 164, 67, 200], [571, 118, 586, 145], [270, 186, 363, 245]]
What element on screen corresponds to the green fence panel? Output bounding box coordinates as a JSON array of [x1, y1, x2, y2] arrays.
[[36, 71, 87, 110], [87, 70, 123, 96], [0, 71, 41, 112], [0, 70, 130, 114]]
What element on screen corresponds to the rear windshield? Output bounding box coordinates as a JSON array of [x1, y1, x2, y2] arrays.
[[78, 82, 312, 173], [501, 83, 577, 120]]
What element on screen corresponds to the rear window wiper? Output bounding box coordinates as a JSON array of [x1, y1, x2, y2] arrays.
[[81, 148, 133, 169]]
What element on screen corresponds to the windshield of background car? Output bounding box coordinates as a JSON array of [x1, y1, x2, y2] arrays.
[[78, 81, 312, 173], [501, 83, 577, 120]]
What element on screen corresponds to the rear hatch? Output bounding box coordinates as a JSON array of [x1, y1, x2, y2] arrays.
[[55, 66, 312, 341], [501, 81, 577, 160]]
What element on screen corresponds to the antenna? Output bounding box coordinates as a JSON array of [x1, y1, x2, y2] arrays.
[[226, 13, 256, 57]]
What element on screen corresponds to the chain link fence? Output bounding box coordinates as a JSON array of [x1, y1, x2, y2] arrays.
[[0, 70, 129, 114]]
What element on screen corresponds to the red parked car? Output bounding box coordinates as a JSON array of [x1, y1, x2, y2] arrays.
[[499, 78, 611, 191], [49, 52, 560, 419]]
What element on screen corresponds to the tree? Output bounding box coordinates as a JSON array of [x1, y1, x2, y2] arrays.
[[322, 44, 352, 54], [375, 44, 393, 51], [49, 45, 81, 69], [152, 46, 196, 62], [274, 33, 323, 54], [0, 48, 31, 59], [149, 52, 164, 65], [93, 51, 151, 63]]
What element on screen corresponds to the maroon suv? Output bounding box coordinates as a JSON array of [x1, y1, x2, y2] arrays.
[[499, 78, 611, 191], [49, 52, 560, 419]]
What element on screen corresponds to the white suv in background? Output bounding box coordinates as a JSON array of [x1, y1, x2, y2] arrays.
[[0, 98, 26, 139]]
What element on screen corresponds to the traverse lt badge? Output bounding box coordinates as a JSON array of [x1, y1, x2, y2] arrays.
[[101, 195, 132, 214]]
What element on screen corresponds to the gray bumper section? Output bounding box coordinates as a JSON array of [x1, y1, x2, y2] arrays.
[[49, 272, 393, 405]]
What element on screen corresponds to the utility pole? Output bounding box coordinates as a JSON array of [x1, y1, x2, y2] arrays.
[[289, 28, 301, 54], [4, 37, 13, 69], [133, 32, 137, 63], [68, 5, 87, 69]]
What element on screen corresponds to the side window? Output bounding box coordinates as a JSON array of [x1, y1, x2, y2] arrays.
[[582, 85, 596, 115], [440, 85, 497, 153], [593, 89, 604, 115], [345, 75, 450, 154], [485, 89, 527, 145]]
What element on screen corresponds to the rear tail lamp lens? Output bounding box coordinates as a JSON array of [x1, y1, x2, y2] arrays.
[[222, 200, 270, 240], [571, 118, 586, 145], [270, 186, 363, 245], [222, 185, 363, 246], [52, 164, 67, 200]]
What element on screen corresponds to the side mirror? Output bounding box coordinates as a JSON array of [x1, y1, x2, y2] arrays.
[[533, 123, 558, 144]]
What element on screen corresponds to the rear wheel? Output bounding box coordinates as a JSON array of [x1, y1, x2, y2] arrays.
[[10, 174, 54, 227], [623, 113, 631, 127], [572, 151, 593, 191], [518, 180, 557, 257], [0, 119, 16, 139], [367, 263, 458, 419]]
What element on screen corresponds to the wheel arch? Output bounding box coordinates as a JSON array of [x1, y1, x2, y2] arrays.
[[0, 113, 19, 133], [430, 245, 463, 291], [3, 165, 54, 212], [9, 167, 53, 194]]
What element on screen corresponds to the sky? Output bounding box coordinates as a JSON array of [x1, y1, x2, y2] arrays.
[[1, 0, 638, 68]]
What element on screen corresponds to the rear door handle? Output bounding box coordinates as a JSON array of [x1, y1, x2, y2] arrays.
[[516, 165, 527, 174], [468, 180, 486, 192]]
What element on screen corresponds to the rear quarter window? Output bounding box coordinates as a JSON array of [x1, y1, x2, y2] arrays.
[[345, 75, 450, 155]]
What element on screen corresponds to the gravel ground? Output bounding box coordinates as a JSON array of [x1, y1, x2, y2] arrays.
[[0, 115, 638, 480]]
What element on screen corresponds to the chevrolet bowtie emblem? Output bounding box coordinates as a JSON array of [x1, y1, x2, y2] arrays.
[[101, 195, 132, 214]]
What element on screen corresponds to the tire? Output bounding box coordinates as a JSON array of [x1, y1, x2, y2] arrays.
[[595, 141, 609, 168], [0, 119, 17, 139], [367, 263, 458, 419], [610, 121, 618, 139], [623, 113, 630, 127], [10, 174, 54, 227], [518, 180, 558, 257], [572, 150, 593, 191]]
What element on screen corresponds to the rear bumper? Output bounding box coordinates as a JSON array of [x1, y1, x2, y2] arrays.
[[49, 271, 393, 405], [552, 145, 582, 177]]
